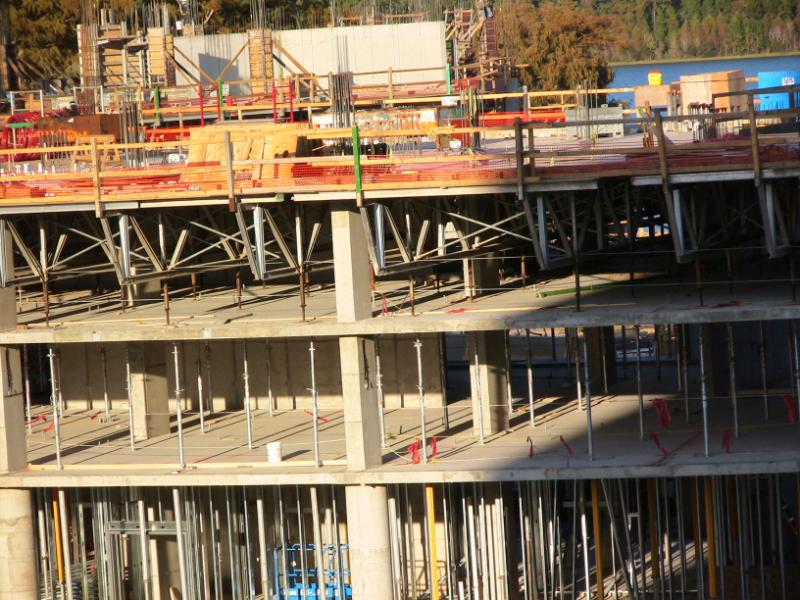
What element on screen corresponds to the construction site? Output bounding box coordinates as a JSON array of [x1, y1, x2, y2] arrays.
[[1, 0, 800, 599]]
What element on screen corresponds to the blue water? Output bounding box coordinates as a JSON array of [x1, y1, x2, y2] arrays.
[[608, 54, 800, 104]]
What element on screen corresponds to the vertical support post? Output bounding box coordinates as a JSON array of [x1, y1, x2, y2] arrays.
[[635, 325, 644, 440], [415, 338, 428, 464], [704, 477, 719, 599], [154, 86, 161, 127], [376, 336, 387, 449], [526, 328, 535, 428], [310, 340, 321, 467], [138, 498, 151, 600], [353, 125, 364, 207], [47, 347, 62, 470], [216, 79, 223, 120], [243, 341, 253, 450], [101, 344, 110, 421], [427, 485, 440, 600], [224, 130, 236, 212], [726, 323, 739, 437], [759, 322, 769, 420], [172, 342, 185, 470], [173, 488, 190, 597], [571, 193, 581, 311], [199, 84, 205, 126], [582, 332, 594, 459], [699, 327, 710, 458], [23, 345, 31, 434], [591, 480, 604, 600], [125, 346, 135, 451]]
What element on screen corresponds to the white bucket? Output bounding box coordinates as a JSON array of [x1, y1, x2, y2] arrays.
[[266, 442, 282, 464]]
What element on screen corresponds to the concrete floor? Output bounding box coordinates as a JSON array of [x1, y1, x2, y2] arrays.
[[14, 362, 800, 487], [8, 270, 800, 343]]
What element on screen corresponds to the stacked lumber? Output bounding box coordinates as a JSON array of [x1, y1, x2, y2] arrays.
[[185, 122, 308, 187]]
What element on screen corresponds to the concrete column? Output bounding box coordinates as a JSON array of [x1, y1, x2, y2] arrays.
[[345, 485, 393, 600], [469, 330, 509, 435], [0, 489, 37, 600], [331, 207, 372, 322], [129, 342, 169, 441], [585, 326, 617, 388], [339, 336, 382, 470]]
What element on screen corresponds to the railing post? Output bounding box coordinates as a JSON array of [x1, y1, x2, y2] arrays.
[[91, 137, 103, 217], [225, 131, 236, 212], [387, 66, 394, 102], [353, 125, 364, 207], [514, 117, 524, 201], [216, 79, 223, 121], [748, 98, 761, 186], [153, 86, 161, 127]]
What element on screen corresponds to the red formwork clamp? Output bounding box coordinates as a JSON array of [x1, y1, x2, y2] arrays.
[[651, 397, 672, 428], [408, 439, 422, 464], [783, 394, 796, 423], [559, 435, 573, 457], [431, 436, 439, 459], [722, 428, 733, 453], [526, 436, 535, 459], [650, 431, 668, 456]]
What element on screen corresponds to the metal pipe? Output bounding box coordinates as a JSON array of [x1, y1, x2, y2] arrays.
[[173, 488, 191, 597], [727, 323, 739, 437], [58, 489, 73, 600], [759, 322, 769, 420], [47, 347, 63, 470], [264, 339, 274, 417], [427, 485, 441, 600], [101, 344, 110, 421], [474, 333, 486, 444], [310, 341, 321, 467], [592, 480, 605, 599], [310, 487, 326, 600], [376, 336, 387, 448], [582, 333, 595, 459], [126, 346, 135, 451], [197, 353, 206, 433], [704, 478, 719, 598], [635, 325, 644, 440], [172, 342, 185, 469], [24, 345, 31, 434], [138, 497, 151, 600], [526, 329, 535, 427], [681, 324, 690, 424], [699, 327, 710, 458], [243, 341, 253, 450], [414, 338, 429, 463], [793, 321, 800, 430], [257, 495, 269, 599]]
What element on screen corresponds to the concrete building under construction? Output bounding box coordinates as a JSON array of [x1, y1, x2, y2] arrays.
[[2, 1, 800, 600]]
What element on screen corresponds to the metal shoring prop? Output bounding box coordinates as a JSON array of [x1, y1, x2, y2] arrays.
[[264, 339, 274, 417], [635, 324, 644, 440], [582, 333, 594, 459], [580, 483, 592, 600], [526, 328, 535, 428], [759, 322, 769, 420], [101, 343, 110, 421], [793, 321, 800, 430], [310, 487, 327, 600], [47, 347, 63, 470], [726, 323, 739, 437], [204, 342, 215, 416], [242, 341, 253, 450], [173, 488, 191, 598], [699, 326, 710, 458], [125, 345, 135, 451], [57, 489, 73, 600], [23, 345, 32, 433], [172, 342, 186, 470], [473, 333, 486, 445], [376, 335, 387, 448], [196, 353, 206, 433], [309, 340, 321, 467], [256, 494, 269, 599], [415, 338, 428, 463], [138, 497, 152, 600]]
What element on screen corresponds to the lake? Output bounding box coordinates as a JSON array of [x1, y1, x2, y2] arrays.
[[607, 53, 800, 104]]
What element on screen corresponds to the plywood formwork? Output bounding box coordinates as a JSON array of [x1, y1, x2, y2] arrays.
[[248, 28, 274, 95], [147, 26, 176, 86]]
